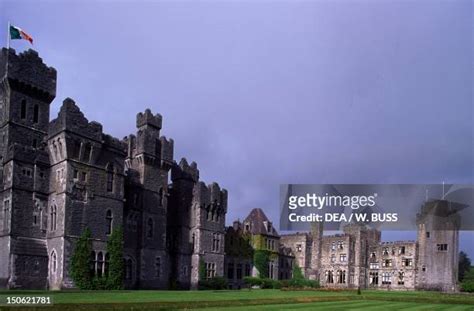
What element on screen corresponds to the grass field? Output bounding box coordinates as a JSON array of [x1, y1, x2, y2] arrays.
[[0, 289, 472, 310]]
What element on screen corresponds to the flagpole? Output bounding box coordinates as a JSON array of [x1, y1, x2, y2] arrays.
[[7, 21, 10, 49]]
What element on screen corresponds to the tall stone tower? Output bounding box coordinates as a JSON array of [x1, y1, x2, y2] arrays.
[[309, 221, 323, 280], [0, 48, 56, 288], [123, 109, 174, 289], [168, 158, 199, 289], [416, 200, 460, 291], [168, 160, 227, 289]]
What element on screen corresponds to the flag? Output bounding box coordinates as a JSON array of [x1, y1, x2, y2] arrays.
[[9, 25, 33, 44]]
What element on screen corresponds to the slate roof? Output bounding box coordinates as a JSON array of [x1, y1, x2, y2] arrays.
[[243, 208, 279, 237]]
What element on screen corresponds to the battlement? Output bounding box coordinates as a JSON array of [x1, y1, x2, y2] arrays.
[[137, 109, 162, 130], [171, 158, 199, 182], [193, 181, 228, 212], [159, 136, 174, 164], [379, 240, 416, 245], [0, 48, 56, 101], [49, 98, 103, 140]]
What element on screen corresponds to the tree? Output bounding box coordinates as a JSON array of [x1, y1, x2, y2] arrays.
[[253, 250, 270, 278], [70, 228, 93, 289], [106, 226, 124, 289], [292, 262, 304, 280], [459, 251, 471, 281]]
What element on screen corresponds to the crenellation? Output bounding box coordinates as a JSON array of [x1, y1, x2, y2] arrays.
[[136, 109, 162, 130]]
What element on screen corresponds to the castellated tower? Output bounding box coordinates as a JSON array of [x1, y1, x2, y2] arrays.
[[416, 200, 460, 292], [168, 159, 227, 289], [47, 98, 127, 289], [0, 48, 56, 289], [122, 109, 174, 289]]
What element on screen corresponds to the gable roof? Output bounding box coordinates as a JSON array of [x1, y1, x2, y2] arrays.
[[243, 208, 279, 237]]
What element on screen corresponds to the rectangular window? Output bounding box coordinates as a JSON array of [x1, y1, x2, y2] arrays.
[[227, 263, 234, 279], [382, 273, 392, 285], [296, 244, 302, 252], [369, 262, 379, 269], [237, 264, 242, 280], [437, 244, 448, 251], [370, 272, 379, 285], [399, 246, 406, 255], [206, 263, 216, 279], [340, 254, 347, 262], [382, 259, 392, 267]]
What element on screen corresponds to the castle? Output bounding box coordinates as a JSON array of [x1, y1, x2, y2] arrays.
[[0, 49, 460, 291], [0, 48, 226, 290]]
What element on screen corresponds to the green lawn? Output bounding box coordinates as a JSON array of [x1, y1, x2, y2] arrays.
[[0, 289, 472, 310], [195, 300, 474, 311]]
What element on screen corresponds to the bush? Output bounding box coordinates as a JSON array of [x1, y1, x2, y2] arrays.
[[243, 276, 262, 287], [260, 278, 281, 289], [91, 276, 108, 290], [461, 280, 474, 292], [243, 277, 281, 289], [285, 278, 319, 289], [199, 276, 228, 290]]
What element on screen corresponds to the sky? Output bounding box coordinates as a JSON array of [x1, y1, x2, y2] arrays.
[[1, 0, 473, 257]]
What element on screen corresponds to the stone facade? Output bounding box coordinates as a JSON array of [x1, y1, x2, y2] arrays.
[[0, 48, 227, 289], [280, 200, 460, 291]]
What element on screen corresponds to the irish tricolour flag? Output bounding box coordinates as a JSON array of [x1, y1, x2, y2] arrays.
[[9, 24, 33, 44]]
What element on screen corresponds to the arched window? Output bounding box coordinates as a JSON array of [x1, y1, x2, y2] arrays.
[[20, 100, 26, 119], [33, 104, 39, 123], [147, 218, 153, 238], [106, 163, 114, 192], [51, 250, 57, 273], [50, 205, 57, 231], [97, 252, 104, 277], [57, 139, 63, 159], [125, 258, 133, 280], [104, 253, 110, 277], [106, 210, 113, 235]]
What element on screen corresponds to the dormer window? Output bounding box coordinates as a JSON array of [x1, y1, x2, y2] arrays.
[[244, 223, 250, 232], [265, 221, 272, 233]]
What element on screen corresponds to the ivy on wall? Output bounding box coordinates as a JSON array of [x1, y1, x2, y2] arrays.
[[253, 250, 270, 278]]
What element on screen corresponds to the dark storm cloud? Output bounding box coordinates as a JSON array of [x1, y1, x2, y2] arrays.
[[2, 0, 472, 255]]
